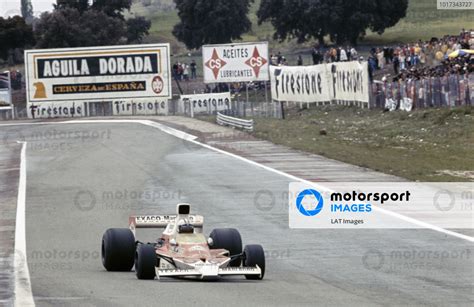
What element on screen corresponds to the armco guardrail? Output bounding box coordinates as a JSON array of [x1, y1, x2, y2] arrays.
[[216, 112, 254, 131]]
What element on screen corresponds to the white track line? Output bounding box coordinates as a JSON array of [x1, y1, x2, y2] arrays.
[[151, 121, 474, 242], [14, 141, 35, 306], [185, 133, 474, 243]]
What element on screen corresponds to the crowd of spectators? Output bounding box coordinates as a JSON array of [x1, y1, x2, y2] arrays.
[[269, 29, 473, 83], [318, 46, 360, 63], [172, 60, 197, 81], [269, 52, 289, 66], [368, 29, 474, 81], [270, 46, 360, 66]]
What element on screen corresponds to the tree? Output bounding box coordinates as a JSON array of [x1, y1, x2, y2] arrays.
[[92, 0, 133, 19], [55, 0, 90, 13], [172, 0, 253, 50], [126, 17, 152, 43], [34, 0, 150, 48], [34, 8, 127, 48], [0, 16, 35, 61], [21, 0, 34, 22], [257, 0, 408, 45]]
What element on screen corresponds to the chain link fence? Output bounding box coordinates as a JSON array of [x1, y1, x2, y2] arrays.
[[371, 73, 472, 110]]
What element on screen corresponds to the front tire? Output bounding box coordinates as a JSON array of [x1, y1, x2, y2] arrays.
[[135, 244, 157, 280], [209, 228, 242, 267], [101, 228, 135, 271], [243, 244, 265, 280]]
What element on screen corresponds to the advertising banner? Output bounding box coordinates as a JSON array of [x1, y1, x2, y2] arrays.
[[328, 61, 369, 103], [112, 99, 168, 116], [27, 101, 86, 118], [25, 44, 171, 118], [202, 42, 269, 83], [270, 64, 330, 103], [180, 92, 231, 114], [270, 61, 369, 104]]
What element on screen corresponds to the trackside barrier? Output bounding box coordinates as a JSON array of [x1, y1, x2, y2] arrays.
[[370, 73, 472, 110], [216, 112, 254, 131], [0, 106, 15, 120]]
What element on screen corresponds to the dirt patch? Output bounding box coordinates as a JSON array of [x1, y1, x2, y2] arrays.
[[436, 170, 474, 180]]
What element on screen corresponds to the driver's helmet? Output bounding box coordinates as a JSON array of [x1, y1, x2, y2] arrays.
[[177, 219, 194, 234]]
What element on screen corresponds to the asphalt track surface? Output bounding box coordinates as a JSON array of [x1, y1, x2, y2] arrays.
[[1, 121, 473, 306]]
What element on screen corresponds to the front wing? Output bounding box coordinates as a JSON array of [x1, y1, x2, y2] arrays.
[[156, 266, 262, 279]]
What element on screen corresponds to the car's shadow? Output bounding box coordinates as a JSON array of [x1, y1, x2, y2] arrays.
[[104, 270, 267, 283]]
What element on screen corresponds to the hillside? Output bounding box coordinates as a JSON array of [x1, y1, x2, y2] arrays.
[[131, 0, 474, 54]]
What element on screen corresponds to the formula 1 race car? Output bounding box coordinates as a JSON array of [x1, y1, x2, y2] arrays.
[[101, 203, 265, 280]]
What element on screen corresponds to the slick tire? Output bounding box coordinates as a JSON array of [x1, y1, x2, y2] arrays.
[[135, 244, 157, 280], [209, 228, 242, 267], [101, 228, 135, 271], [243, 244, 265, 280]]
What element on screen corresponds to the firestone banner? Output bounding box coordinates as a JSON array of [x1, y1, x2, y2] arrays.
[[270, 64, 329, 103], [270, 61, 369, 103], [202, 42, 269, 83], [27, 99, 168, 119], [112, 99, 168, 116], [180, 92, 231, 114]]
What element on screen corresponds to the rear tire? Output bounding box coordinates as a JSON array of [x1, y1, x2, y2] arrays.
[[101, 228, 135, 271], [209, 228, 242, 267], [135, 244, 157, 280], [243, 244, 265, 280]]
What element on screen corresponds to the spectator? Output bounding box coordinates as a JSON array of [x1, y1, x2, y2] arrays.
[[271, 54, 278, 65], [377, 48, 384, 69], [368, 55, 376, 82], [330, 48, 337, 62], [183, 64, 189, 81], [277, 52, 283, 65], [399, 52, 406, 70], [389, 47, 394, 62], [393, 54, 400, 75], [383, 46, 390, 64], [177, 63, 184, 80], [172, 62, 179, 80], [312, 47, 321, 65], [190, 60, 197, 79], [297, 55, 303, 66], [14, 70, 22, 90], [340, 47, 348, 61], [350, 47, 358, 61]]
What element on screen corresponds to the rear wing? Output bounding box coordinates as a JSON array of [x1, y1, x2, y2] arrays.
[[129, 214, 204, 230]]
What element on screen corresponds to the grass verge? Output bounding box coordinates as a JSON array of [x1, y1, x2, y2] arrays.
[[200, 106, 474, 182]]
